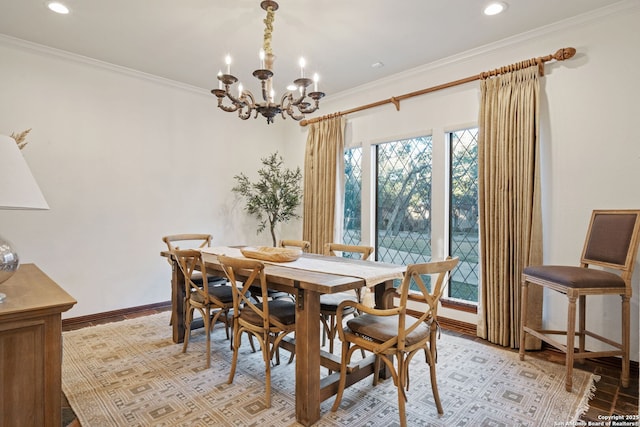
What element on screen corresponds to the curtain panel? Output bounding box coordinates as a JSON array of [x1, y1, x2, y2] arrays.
[[477, 64, 543, 349], [303, 116, 346, 254]]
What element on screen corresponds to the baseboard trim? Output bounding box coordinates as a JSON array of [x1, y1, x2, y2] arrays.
[[439, 315, 477, 335], [62, 301, 172, 328]]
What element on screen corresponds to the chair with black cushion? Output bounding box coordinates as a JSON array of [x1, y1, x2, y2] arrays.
[[173, 249, 234, 369], [321, 243, 374, 356], [162, 234, 227, 287], [331, 257, 459, 427], [219, 255, 296, 408], [520, 209, 640, 392]]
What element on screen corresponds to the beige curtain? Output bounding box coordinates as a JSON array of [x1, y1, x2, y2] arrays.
[[477, 63, 543, 349], [303, 116, 346, 254]]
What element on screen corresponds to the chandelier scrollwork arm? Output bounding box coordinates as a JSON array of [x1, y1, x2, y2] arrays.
[[279, 93, 302, 121], [237, 91, 255, 120], [298, 99, 321, 115], [224, 86, 246, 107], [215, 96, 239, 113]]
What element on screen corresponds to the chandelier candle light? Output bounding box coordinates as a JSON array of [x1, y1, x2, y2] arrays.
[[211, 1, 325, 124]]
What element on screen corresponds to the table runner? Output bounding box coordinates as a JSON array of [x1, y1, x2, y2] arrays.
[[201, 246, 405, 286]]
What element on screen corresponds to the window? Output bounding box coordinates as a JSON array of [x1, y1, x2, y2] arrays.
[[449, 128, 479, 303], [343, 147, 362, 246], [342, 127, 479, 306], [376, 136, 432, 266]]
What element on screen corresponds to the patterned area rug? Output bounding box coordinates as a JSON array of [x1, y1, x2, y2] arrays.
[[62, 312, 598, 426]]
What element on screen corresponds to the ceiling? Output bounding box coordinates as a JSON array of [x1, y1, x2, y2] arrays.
[[0, 0, 623, 97]]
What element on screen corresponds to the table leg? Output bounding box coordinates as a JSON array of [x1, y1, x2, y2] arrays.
[[373, 279, 393, 308], [373, 279, 394, 380], [295, 286, 321, 426], [171, 258, 186, 344]]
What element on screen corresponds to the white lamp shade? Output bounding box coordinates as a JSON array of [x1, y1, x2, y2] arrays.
[[0, 134, 49, 209]]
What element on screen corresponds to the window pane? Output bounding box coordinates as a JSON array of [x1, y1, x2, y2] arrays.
[[376, 136, 432, 267], [449, 128, 479, 303], [343, 147, 362, 246]]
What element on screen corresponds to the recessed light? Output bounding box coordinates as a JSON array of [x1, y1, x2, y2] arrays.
[[371, 62, 384, 69], [47, 2, 70, 14], [483, 2, 507, 16]]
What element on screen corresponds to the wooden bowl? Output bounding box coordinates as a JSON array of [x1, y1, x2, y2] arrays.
[[240, 246, 302, 262]]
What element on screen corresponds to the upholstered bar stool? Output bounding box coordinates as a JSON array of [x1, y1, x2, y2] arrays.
[[519, 210, 640, 392]]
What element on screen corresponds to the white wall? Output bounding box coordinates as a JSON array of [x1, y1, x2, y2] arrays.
[[0, 37, 293, 317], [286, 2, 640, 359]]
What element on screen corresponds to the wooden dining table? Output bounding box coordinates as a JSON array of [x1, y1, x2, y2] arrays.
[[161, 246, 405, 426]]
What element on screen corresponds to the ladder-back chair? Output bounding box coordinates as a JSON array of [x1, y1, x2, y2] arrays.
[[162, 233, 226, 286]]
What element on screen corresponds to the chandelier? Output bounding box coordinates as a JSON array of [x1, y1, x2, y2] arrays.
[[211, 1, 325, 124]]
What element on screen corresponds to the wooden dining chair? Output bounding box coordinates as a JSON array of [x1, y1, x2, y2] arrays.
[[321, 243, 374, 357], [218, 255, 296, 408], [173, 249, 234, 369], [279, 239, 311, 252], [275, 239, 310, 297], [520, 209, 640, 392], [162, 234, 227, 286], [331, 257, 459, 427]]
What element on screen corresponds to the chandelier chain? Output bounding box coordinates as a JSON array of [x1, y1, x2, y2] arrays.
[[263, 5, 275, 56]]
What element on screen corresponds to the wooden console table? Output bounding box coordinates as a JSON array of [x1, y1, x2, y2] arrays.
[[0, 264, 76, 427]]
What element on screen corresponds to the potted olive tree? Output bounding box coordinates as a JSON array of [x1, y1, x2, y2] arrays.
[[232, 152, 303, 246]]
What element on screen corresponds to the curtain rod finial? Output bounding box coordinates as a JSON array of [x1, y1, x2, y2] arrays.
[[554, 47, 576, 61]]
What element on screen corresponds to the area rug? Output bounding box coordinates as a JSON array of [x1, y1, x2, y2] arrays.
[[62, 312, 598, 426]]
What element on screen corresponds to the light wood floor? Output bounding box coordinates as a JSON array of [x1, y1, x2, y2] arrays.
[[61, 304, 638, 426]]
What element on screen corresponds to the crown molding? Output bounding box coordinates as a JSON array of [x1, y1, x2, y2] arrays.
[[0, 33, 210, 97]]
